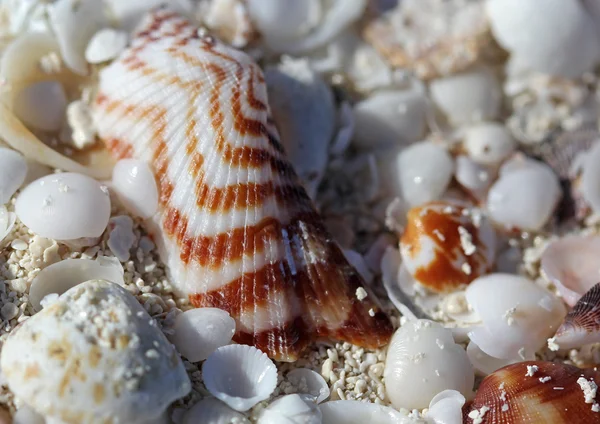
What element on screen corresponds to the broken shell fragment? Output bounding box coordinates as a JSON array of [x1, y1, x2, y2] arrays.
[[466, 341, 518, 376], [0, 147, 27, 204], [202, 344, 277, 412], [1, 279, 191, 423], [400, 202, 496, 293], [112, 159, 158, 219], [182, 398, 250, 424], [286, 368, 330, 403], [554, 283, 600, 349], [257, 394, 322, 424]]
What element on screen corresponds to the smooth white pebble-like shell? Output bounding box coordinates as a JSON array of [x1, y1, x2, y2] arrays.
[[384, 319, 474, 410], [454, 156, 492, 200], [202, 344, 278, 412], [257, 394, 322, 424], [0, 147, 27, 204], [320, 400, 415, 424], [13, 81, 67, 132], [169, 307, 236, 362], [286, 368, 330, 403], [112, 159, 158, 219], [15, 172, 111, 240], [182, 398, 250, 424], [85, 28, 129, 64], [463, 123, 516, 166]]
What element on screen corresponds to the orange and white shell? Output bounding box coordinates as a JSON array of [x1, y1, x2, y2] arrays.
[[399, 201, 496, 293], [92, 10, 392, 362]]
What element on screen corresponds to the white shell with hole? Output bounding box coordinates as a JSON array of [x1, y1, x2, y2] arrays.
[[0, 148, 27, 204], [182, 398, 250, 424], [257, 394, 321, 424], [286, 368, 330, 403], [112, 159, 158, 219]]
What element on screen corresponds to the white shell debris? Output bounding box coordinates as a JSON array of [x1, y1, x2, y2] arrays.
[[0, 206, 17, 245], [29, 257, 125, 311], [463, 123, 516, 166], [112, 159, 159, 219], [581, 142, 600, 215], [486, 0, 600, 77], [397, 142, 454, 207], [1, 280, 191, 423], [169, 308, 236, 363], [182, 398, 250, 424], [286, 368, 330, 403], [320, 400, 414, 424], [257, 394, 322, 424], [66, 100, 97, 150], [85, 28, 129, 64], [107, 215, 136, 262], [425, 390, 466, 424], [384, 319, 474, 410], [202, 344, 277, 412], [15, 172, 111, 240], [0, 147, 27, 204], [465, 273, 566, 361], [429, 67, 501, 125], [486, 162, 561, 231], [13, 81, 68, 132]]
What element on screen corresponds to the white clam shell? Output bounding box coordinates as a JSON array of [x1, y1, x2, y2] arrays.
[[29, 258, 125, 311], [425, 390, 465, 424], [257, 394, 322, 424], [320, 400, 414, 424], [384, 319, 474, 410], [486, 0, 600, 77], [581, 142, 600, 215], [0, 147, 27, 204], [1, 279, 191, 423], [112, 159, 158, 219], [169, 308, 236, 362], [13, 81, 67, 132], [466, 341, 518, 376], [15, 172, 111, 240], [182, 398, 250, 424], [202, 344, 277, 412], [286, 368, 330, 403], [465, 273, 566, 360], [463, 123, 516, 166], [0, 206, 16, 246], [396, 142, 454, 207], [486, 163, 561, 231], [430, 67, 501, 125], [85, 28, 129, 64]]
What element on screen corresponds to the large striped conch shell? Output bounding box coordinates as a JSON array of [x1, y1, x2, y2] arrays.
[[92, 9, 392, 362]]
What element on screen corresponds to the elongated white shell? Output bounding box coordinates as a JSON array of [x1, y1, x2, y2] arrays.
[[1, 279, 191, 423], [112, 159, 159, 219], [29, 258, 125, 311], [182, 398, 250, 424], [286, 368, 330, 403], [384, 319, 474, 410], [320, 400, 415, 424], [169, 307, 236, 362], [202, 344, 277, 412], [0, 147, 27, 204], [15, 172, 111, 240], [257, 394, 322, 424]]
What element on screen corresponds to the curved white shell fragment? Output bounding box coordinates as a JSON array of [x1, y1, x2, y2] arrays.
[[466, 341, 518, 376], [13, 81, 67, 132], [553, 283, 600, 349], [182, 398, 250, 424], [320, 400, 416, 424], [540, 234, 600, 306], [0, 32, 60, 85], [112, 159, 158, 219], [465, 273, 566, 360], [424, 390, 465, 424], [85, 28, 129, 64], [1, 280, 191, 423], [169, 307, 236, 362], [397, 142, 454, 207], [0, 147, 27, 204], [429, 67, 501, 125], [29, 258, 125, 311], [202, 344, 277, 412], [0, 206, 16, 246], [463, 123, 516, 166], [486, 163, 561, 231], [15, 172, 111, 240], [454, 155, 492, 200], [286, 368, 330, 403], [257, 394, 322, 424], [384, 319, 474, 410], [581, 142, 600, 215]]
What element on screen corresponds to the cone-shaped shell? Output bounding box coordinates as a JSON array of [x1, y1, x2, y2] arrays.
[[92, 9, 392, 361], [554, 283, 600, 349]]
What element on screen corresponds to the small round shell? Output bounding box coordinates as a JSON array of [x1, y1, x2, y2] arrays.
[[257, 394, 321, 424], [182, 398, 250, 424], [320, 400, 415, 424], [202, 345, 277, 412], [463, 123, 516, 166], [0, 147, 27, 204], [169, 308, 236, 362], [112, 159, 158, 219], [286, 369, 330, 403], [15, 172, 111, 240]]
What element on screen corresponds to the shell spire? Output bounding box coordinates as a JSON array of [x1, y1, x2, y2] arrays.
[[92, 9, 392, 361]]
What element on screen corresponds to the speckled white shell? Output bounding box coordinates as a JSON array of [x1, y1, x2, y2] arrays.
[[112, 159, 159, 219], [0, 147, 27, 204], [1, 279, 191, 423]]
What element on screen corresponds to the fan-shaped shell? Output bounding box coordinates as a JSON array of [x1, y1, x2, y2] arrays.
[[465, 361, 600, 423], [554, 283, 600, 349], [92, 9, 392, 361]]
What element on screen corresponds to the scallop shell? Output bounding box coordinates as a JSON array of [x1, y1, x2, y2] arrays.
[[202, 344, 277, 412], [0, 147, 27, 204], [257, 394, 322, 424], [320, 400, 414, 424], [399, 202, 496, 294], [1, 279, 191, 423], [553, 283, 600, 349], [182, 398, 250, 424], [286, 368, 330, 403], [465, 361, 600, 423], [92, 9, 392, 361], [112, 159, 159, 219]]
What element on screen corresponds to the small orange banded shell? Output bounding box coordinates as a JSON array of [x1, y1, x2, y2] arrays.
[[464, 361, 600, 423]]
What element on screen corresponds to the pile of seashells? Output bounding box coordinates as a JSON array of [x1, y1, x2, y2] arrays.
[[1, 0, 600, 423]]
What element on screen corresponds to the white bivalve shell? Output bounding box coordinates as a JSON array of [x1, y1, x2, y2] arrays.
[[581, 141, 600, 215], [182, 398, 250, 424], [320, 400, 416, 424], [486, 161, 561, 231], [0, 279, 191, 423], [202, 344, 277, 412], [396, 142, 454, 207], [85, 28, 129, 64], [384, 319, 474, 410], [463, 123, 516, 166], [29, 258, 125, 311], [15, 172, 111, 240], [286, 369, 330, 403], [465, 273, 566, 360], [486, 0, 600, 77], [0, 147, 27, 204], [169, 308, 236, 362], [424, 390, 466, 424], [112, 159, 158, 219], [429, 66, 501, 125], [13, 81, 67, 132], [257, 394, 321, 424]]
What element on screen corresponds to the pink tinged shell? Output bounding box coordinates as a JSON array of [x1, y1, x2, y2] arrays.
[[540, 234, 600, 306], [554, 283, 600, 349]]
